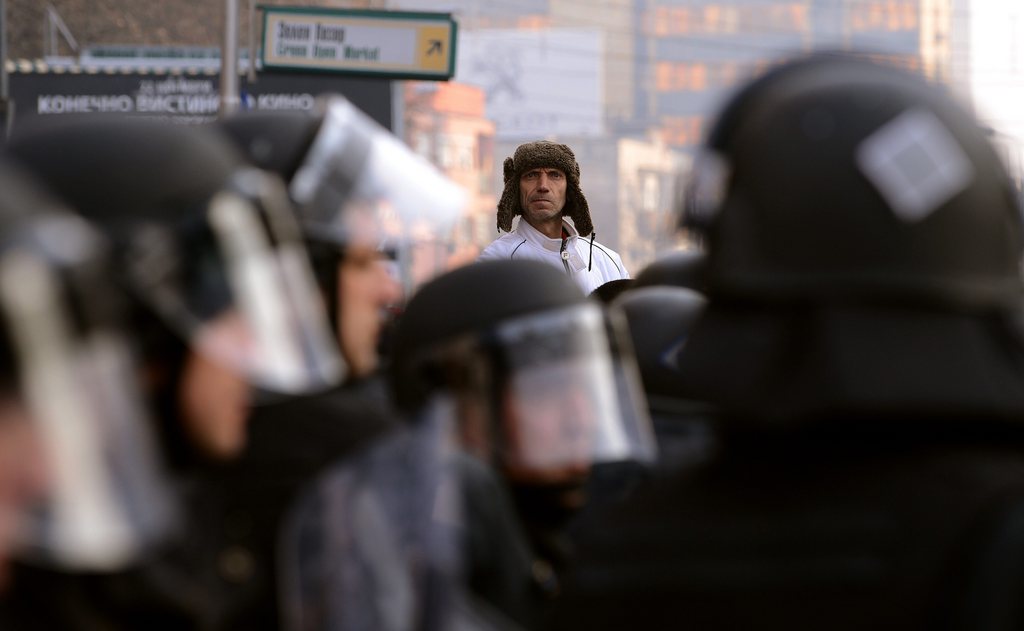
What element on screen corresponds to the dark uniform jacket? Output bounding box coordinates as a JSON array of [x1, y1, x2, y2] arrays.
[[548, 423, 1024, 631], [0, 381, 396, 631]]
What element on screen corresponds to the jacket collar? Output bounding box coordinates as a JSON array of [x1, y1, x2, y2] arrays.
[[515, 217, 578, 253]]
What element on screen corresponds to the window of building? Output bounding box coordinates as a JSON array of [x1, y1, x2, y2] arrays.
[[413, 131, 432, 161], [721, 61, 739, 87], [789, 3, 809, 31], [656, 62, 674, 91], [435, 134, 474, 172], [655, 61, 733, 92], [690, 64, 707, 90], [852, 1, 918, 32], [476, 133, 494, 194], [721, 6, 740, 33], [673, 63, 690, 90], [901, 2, 918, 29], [476, 133, 493, 171], [703, 5, 721, 33], [650, 1, 811, 36], [651, 7, 670, 36], [438, 142, 453, 170], [640, 172, 661, 213], [661, 116, 704, 147], [670, 7, 691, 34], [516, 15, 550, 30]]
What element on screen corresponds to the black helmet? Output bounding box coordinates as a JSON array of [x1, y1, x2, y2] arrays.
[[589, 278, 635, 304], [390, 260, 656, 477], [632, 249, 707, 293], [673, 54, 1024, 425], [681, 53, 1023, 310], [391, 260, 589, 412], [6, 116, 342, 394], [612, 286, 706, 404], [0, 159, 175, 571]]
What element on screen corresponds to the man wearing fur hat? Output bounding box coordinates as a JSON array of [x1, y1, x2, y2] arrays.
[[479, 140, 629, 294]]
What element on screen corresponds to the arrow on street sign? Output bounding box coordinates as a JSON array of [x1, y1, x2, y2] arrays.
[[261, 7, 457, 80]]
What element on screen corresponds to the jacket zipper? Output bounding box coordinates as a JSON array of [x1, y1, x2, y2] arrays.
[[559, 237, 572, 275]]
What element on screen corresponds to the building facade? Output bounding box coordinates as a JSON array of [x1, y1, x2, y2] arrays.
[[636, 0, 958, 153], [5, 0, 388, 61], [404, 81, 497, 260]]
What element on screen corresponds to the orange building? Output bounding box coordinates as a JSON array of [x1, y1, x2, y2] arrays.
[[404, 81, 497, 264]]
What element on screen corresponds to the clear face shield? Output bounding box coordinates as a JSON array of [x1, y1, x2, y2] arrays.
[[289, 96, 469, 299], [124, 168, 343, 394], [0, 214, 176, 571], [486, 303, 656, 483]]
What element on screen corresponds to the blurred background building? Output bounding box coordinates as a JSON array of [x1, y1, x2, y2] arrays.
[[3, 0, 1021, 270], [404, 81, 496, 259]]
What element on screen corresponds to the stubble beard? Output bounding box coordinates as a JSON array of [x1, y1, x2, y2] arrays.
[[523, 200, 563, 226]]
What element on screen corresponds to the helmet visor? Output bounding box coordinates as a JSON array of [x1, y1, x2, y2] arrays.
[[0, 225, 176, 571], [493, 303, 656, 481], [290, 96, 468, 296], [127, 169, 344, 393]]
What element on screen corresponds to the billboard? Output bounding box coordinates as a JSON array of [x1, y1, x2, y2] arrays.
[[5, 70, 393, 130], [455, 29, 604, 140]]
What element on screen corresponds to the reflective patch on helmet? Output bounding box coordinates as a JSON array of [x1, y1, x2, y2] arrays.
[[659, 335, 688, 372], [856, 108, 975, 223], [682, 149, 731, 228]]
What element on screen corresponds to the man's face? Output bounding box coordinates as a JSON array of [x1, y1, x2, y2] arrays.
[[519, 167, 567, 228], [0, 398, 47, 590], [179, 311, 253, 459], [337, 244, 402, 379], [499, 374, 595, 486]]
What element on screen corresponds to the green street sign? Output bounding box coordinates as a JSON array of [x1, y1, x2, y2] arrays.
[[260, 7, 457, 80]]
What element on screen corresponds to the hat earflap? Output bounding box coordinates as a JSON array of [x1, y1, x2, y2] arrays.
[[496, 156, 519, 232], [564, 177, 593, 237]]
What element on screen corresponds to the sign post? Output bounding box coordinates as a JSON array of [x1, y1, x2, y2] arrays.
[[220, 0, 240, 116], [0, 0, 11, 139], [260, 7, 456, 80]]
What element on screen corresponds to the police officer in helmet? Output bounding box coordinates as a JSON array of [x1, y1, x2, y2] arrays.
[[548, 53, 1024, 631], [203, 96, 467, 630], [368, 259, 655, 629], [0, 160, 176, 610], [2, 116, 343, 628]]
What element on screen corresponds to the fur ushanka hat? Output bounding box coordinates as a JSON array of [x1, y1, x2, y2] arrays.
[[496, 140, 593, 236]]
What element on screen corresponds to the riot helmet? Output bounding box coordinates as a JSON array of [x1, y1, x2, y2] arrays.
[[0, 160, 175, 571], [612, 286, 706, 405], [6, 116, 342, 396], [218, 95, 467, 297], [589, 278, 635, 304], [673, 54, 1024, 425], [680, 53, 1023, 309], [632, 249, 707, 293], [217, 97, 467, 378], [390, 260, 656, 484]]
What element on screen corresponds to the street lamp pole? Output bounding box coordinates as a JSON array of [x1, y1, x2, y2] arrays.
[[247, 0, 257, 84], [220, 0, 241, 116], [0, 0, 12, 139]]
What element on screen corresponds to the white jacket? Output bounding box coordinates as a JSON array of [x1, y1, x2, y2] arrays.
[[478, 218, 629, 295]]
